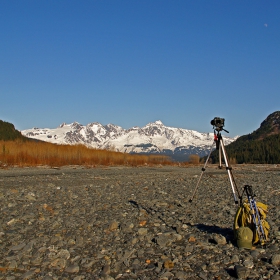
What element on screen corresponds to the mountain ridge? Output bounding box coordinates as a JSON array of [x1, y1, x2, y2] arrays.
[[21, 120, 237, 161]]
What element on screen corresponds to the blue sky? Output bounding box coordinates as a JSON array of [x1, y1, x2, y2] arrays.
[[1, 0, 279, 137]]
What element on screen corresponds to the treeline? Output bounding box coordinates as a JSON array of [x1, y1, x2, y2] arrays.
[[209, 134, 280, 164], [0, 120, 27, 141]]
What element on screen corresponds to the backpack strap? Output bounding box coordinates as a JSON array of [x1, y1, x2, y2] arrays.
[[233, 205, 242, 239]]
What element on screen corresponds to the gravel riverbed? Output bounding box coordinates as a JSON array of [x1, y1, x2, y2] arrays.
[[0, 164, 280, 280]]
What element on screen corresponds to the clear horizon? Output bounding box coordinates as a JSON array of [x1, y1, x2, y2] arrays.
[[1, 1, 279, 137]]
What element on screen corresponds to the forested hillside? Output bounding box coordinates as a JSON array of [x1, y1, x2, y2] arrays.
[[209, 111, 280, 164], [0, 120, 27, 141]]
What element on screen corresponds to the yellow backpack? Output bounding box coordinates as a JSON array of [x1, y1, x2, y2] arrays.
[[233, 200, 270, 245]]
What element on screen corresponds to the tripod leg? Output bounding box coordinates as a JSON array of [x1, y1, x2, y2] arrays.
[[220, 138, 240, 204], [189, 141, 215, 202], [218, 142, 222, 169]]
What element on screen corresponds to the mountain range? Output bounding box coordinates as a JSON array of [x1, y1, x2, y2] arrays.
[[21, 120, 237, 161]]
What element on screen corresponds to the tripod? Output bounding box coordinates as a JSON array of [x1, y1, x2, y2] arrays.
[[189, 126, 241, 204], [188, 119, 268, 245]]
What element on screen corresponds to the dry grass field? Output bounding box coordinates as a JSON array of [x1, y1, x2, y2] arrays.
[[0, 140, 176, 167]]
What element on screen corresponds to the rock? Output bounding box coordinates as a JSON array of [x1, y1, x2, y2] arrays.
[[57, 249, 71, 259], [198, 272, 208, 280], [8, 260, 17, 269], [213, 234, 227, 245], [188, 236, 196, 243], [101, 263, 111, 276], [50, 258, 67, 269], [9, 242, 26, 251], [108, 221, 119, 231], [231, 254, 239, 263], [234, 265, 250, 279], [156, 232, 177, 247], [207, 264, 219, 272], [269, 244, 279, 252], [121, 222, 134, 233], [65, 264, 80, 273], [73, 277, 85, 280], [250, 249, 260, 261], [175, 271, 187, 279], [164, 259, 174, 269], [100, 275, 115, 280], [243, 259, 254, 268], [22, 241, 35, 253], [160, 271, 174, 278], [21, 269, 36, 279], [271, 254, 280, 265], [26, 192, 37, 201], [138, 228, 148, 235], [185, 245, 194, 252], [7, 218, 18, 225]]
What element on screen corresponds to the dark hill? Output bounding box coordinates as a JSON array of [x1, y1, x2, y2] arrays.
[[209, 111, 280, 164], [240, 111, 280, 140], [0, 120, 29, 141]]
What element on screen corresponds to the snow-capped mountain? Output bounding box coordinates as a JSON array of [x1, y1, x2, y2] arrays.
[[22, 120, 238, 161]]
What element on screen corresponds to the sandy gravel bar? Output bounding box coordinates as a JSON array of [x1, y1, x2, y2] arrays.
[[0, 164, 280, 280]]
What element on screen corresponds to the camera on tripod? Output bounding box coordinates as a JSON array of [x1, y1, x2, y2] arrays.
[[211, 117, 225, 129], [190, 116, 239, 204]]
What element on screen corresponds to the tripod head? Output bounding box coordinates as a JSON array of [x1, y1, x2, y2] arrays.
[[214, 127, 229, 134], [211, 117, 229, 134]]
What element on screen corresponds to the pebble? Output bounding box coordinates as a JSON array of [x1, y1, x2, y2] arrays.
[[250, 249, 260, 260], [0, 165, 279, 279], [231, 254, 240, 263], [213, 233, 227, 245], [234, 265, 250, 279], [271, 254, 280, 265], [138, 227, 148, 235], [243, 259, 254, 268], [65, 264, 80, 273]]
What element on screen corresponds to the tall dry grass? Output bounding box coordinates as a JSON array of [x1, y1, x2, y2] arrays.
[[0, 140, 173, 167], [188, 154, 200, 164]]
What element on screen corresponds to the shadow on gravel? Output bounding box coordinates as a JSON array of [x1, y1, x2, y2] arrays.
[[225, 267, 236, 278], [129, 200, 235, 238], [129, 200, 154, 215], [128, 200, 180, 231], [194, 224, 234, 242]]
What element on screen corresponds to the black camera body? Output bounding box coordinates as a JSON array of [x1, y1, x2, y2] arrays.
[[211, 117, 225, 128]]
